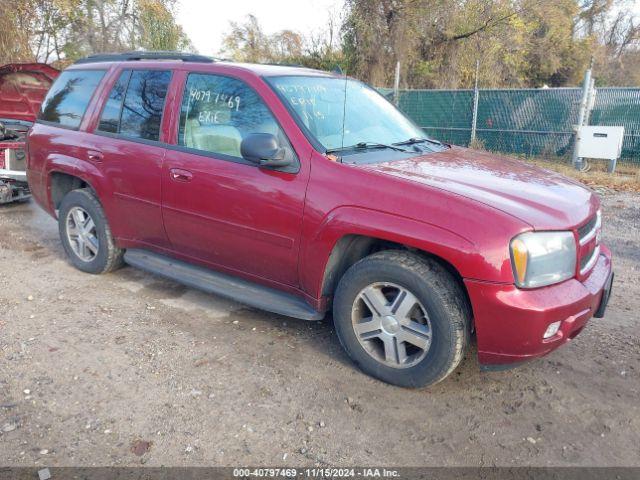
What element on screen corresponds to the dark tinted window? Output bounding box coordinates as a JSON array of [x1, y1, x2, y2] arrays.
[[39, 70, 105, 129], [178, 73, 291, 161], [119, 70, 171, 141], [97, 71, 130, 134]]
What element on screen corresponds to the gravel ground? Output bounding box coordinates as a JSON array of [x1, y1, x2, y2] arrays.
[[0, 191, 639, 467]]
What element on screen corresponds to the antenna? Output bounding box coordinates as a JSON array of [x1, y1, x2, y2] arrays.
[[339, 66, 348, 150]]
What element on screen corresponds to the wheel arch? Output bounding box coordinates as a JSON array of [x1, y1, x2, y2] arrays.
[[49, 171, 97, 211], [319, 233, 473, 320], [44, 153, 105, 215]]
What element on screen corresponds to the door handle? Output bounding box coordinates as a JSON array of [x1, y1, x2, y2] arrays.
[[169, 168, 193, 182], [87, 150, 103, 162]]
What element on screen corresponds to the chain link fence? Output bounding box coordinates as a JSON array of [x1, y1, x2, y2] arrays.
[[381, 87, 640, 168]]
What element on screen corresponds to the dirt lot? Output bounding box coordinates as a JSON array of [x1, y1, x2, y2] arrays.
[[1, 191, 639, 467]]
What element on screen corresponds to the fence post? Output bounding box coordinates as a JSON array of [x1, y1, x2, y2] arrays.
[[572, 63, 593, 170], [586, 76, 596, 125], [393, 61, 401, 106], [470, 60, 480, 146]]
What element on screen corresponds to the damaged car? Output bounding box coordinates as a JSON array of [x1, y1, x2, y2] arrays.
[[0, 62, 59, 203]]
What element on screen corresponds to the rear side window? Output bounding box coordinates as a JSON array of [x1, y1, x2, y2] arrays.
[[39, 70, 105, 129], [97, 71, 130, 134], [97, 69, 171, 141], [120, 70, 171, 141]]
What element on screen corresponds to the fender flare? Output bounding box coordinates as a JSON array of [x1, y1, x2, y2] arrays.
[[44, 154, 109, 218], [300, 206, 484, 300]]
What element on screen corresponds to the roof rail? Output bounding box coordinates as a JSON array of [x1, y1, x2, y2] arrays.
[[74, 51, 214, 65], [262, 62, 305, 68]]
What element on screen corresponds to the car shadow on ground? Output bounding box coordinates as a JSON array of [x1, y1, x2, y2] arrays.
[[110, 263, 504, 393]]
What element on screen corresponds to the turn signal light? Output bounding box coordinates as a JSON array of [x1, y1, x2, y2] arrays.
[[510, 238, 528, 285]]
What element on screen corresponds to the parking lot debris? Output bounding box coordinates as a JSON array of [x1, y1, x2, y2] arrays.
[[38, 468, 51, 480], [1, 422, 17, 432], [130, 439, 152, 456]]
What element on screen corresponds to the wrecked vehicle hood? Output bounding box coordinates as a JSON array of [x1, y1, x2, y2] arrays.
[[358, 146, 598, 230], [0, 63, 59, 124]]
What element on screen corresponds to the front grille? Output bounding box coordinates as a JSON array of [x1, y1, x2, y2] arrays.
[[578, 214, 597, 240], [2, 148, 26, 172], [580, 243, 596, 270], [577, 210, 602, 275], [580, 244, 601, 275]]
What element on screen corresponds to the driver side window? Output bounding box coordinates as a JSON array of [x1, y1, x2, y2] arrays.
[[178, 73, 293, 163]]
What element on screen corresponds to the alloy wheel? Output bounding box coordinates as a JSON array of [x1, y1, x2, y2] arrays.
[[66, 206, 99, 262], [351, 282, 432, 369]]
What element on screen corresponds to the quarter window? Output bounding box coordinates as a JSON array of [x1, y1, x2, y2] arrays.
[[39, 70, 105, 129], [178, 73, 292, 161]]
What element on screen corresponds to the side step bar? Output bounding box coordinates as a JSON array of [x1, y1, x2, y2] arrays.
[[124, 249, 324, 321]]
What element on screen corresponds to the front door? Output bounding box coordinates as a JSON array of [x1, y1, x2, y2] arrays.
[[161, 72, 309, 287]]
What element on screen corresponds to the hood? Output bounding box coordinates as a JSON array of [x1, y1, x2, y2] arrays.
[[0, 63, 59, 124], [359, 146, 597, 230]]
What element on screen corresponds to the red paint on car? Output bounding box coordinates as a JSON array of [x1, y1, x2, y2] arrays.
[[26, 56, 613, 376]]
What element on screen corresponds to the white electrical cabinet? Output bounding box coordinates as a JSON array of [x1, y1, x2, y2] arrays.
[[576, 126, 625, 160]]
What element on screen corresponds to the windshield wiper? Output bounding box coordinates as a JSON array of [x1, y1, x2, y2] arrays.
[[393, 137, 443, 147], [326, 141, 409, 154]]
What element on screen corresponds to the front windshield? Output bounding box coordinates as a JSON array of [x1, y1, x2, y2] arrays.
[[268, 75, 427, 151]]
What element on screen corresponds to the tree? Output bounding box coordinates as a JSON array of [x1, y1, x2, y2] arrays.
[[221, 14, 273, 63], [1, 0, 193, 66], [138, 0, 192, 51], [220, 13, 346, 70], [0, 0, 33, 64], [341, 0, 639, 88]]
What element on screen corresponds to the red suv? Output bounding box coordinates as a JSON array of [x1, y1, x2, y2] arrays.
[[27, 52, 614, 387]]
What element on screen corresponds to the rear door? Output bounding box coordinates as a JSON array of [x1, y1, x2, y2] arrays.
[[87, 68, 172, 246], [161, 71, 309, 287]]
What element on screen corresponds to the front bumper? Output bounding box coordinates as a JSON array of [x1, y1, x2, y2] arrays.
[[465, 245, 613, 366], [0, 177, 30, 203], [0, 169, 27, 182]]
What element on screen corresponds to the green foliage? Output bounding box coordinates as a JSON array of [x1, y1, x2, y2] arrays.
[[219, 1, 638, 88], [3, 0, 637, 88], [1, 0, 194, 65], [220, 14, 347, 71], [138, 0, 192, 51], [341, 0, 639, 88]]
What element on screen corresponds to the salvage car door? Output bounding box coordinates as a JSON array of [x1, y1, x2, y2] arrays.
[[161, 72, 308, 287]]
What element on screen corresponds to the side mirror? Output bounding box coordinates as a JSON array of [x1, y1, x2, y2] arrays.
[[241, 133, 291, 168]]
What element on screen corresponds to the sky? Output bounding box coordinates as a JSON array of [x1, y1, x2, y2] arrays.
[[177, 0, 640, 56], [176, 0, 343, 56]]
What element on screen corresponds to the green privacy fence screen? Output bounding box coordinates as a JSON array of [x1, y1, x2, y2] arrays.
[[381, 87, 640, 166]]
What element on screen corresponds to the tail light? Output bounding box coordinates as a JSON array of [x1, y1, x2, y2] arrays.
[[0, 149, 5, 169]]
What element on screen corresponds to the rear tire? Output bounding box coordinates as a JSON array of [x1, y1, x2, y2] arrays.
[[333, 250, 470, 388], [58, 188, 124, 274]]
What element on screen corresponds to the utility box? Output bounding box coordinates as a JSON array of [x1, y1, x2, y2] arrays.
[[576, 126, 624, 171]]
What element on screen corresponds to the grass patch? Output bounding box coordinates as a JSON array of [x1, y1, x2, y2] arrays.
[[524, 158, 640, 192]]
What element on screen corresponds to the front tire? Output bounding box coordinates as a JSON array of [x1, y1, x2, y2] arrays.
[[333, 250, 470, 388], [58, 188, 124, 274]]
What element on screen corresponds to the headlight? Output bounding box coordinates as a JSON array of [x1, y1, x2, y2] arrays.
[[510, 231, 576, 288]]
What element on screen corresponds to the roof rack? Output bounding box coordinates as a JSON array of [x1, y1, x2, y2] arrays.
[[261, 62, 305, 68], [74, 51, 214, 65]]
